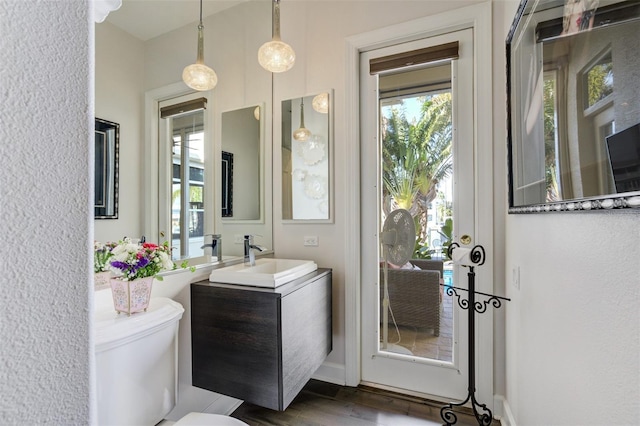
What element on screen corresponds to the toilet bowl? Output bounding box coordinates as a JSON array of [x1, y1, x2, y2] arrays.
[[95, 297, 248, 426]]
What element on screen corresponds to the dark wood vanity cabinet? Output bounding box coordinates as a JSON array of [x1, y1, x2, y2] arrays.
[[191, 269, 332, 411]]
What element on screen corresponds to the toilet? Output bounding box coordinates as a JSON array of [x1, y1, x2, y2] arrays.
[[95, 297, 248, 426]]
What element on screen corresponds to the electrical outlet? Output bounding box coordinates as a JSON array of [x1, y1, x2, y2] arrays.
[[512, 266, 520, 290], [304, 236, 319, 247], [234, 234, 244, 244]]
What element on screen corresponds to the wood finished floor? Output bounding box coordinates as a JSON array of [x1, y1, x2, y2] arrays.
[[230, 380, 494, 426]]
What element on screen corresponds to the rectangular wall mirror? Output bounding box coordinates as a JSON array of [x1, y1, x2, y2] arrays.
[[507, 0, 640, 213], [221, 105, 263, 221], [94, 118, 119, 219], [282, 91, 333, 221]]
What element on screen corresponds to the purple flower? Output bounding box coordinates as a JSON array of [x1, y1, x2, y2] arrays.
[[134, 257, 150, 272], [110, 260, 129, 271]]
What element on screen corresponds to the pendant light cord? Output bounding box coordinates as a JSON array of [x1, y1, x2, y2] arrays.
[[273, 0, 281, 40]]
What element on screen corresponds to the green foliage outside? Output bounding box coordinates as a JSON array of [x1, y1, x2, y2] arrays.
[[381, 92, 453, 258], [586, 60, 613, 108], [543, 77, 560, 201]]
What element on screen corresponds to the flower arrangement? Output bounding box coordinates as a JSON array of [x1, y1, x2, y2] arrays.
[[94, 241, 117, 273], [107, 238, 176, 281]]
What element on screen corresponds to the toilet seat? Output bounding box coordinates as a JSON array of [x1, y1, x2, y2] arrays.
[[175, 412, 249, 426]]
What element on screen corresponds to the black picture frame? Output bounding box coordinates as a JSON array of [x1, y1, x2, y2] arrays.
[[95, 118, 119, 219], [222, 151, 233, 217]]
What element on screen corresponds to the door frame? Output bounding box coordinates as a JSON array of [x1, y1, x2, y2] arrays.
[[343, 1, 494, 406]]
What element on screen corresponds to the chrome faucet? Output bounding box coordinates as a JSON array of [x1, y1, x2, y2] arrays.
[[244, 235, 265, 267], [201, 234, 222, 262]]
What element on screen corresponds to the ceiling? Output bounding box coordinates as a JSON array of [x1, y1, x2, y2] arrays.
[[106, 0, 246, 41]]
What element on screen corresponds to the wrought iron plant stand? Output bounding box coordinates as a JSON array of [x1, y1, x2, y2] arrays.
[[440, 243, 510, 426]]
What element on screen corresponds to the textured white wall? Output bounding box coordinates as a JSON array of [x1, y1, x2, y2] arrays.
[[504, 213, 640, 425], [0, 1, 93, 424]]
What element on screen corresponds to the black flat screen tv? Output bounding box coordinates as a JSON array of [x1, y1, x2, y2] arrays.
[[606, 123, 640, 193]]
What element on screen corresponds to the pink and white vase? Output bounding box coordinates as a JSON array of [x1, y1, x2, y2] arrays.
[[94, 271, 112, 289], [109, 276, 154, 315]]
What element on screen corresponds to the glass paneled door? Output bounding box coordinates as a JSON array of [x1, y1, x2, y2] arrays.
[[360, 28, 474, 399], [159, 94, 209, 260]]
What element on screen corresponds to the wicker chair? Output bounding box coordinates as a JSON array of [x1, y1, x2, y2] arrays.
[[380, 259, 443, 336]]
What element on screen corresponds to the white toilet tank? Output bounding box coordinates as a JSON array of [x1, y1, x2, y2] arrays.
[[95, 297, 185, 426]]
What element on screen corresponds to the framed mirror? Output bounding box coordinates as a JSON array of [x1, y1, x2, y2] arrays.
[[281, 91, 333, 222], [507, 0, 640, 213], [221, 105, 263, 221], [94, 118, 119, 219], [221, 151, 233, 218]]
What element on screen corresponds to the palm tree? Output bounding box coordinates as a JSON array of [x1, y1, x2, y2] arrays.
[[381, 92, 453, 248]]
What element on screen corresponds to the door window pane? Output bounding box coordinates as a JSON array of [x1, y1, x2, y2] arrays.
[[167, 110, 205, 260], [379, 64, 454, 362]]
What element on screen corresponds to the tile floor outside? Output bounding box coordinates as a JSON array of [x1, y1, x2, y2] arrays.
[[381, 288, 454, 362]]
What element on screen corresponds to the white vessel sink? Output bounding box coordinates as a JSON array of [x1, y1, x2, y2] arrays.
[[208, 258, 318, 288]]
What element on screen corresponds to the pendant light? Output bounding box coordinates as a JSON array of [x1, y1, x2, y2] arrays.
[[312, 92, 329, 114], [258, 0, 295, 73], [94, 0, 122, 23], [293, 98, 311, 142], [182, 0, 218, 91]]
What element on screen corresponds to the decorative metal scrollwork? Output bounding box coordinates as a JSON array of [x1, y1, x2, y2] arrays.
[[444, 286, 508, 313], [445, 286, 469, 310], [447, 242, 459, 259], [440, 396, 493, 426], [469, 245, 485, 266]]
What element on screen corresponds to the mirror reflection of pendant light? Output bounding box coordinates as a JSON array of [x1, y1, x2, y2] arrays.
[[182, 0, 218, 91], [258, 0, 295, 73], [94, 0, 122, 23], [312, 92, 329, 114], [293, 98, 311, 142]]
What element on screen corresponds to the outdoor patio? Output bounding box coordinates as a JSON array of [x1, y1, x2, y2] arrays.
[[381, 288, 454, 362]]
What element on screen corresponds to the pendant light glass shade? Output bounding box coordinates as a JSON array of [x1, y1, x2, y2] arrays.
[[312, 93, 329, 114], [183, 1, 218, 91], [293, 98, 311, 142], [258, 0, 295, 73]]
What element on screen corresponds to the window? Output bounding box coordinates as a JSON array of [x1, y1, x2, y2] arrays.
[[543, 70, 561, 201], [583, 50, 613, 111]]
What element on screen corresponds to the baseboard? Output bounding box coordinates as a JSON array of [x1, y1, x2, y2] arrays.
[[312, 361, 346, 386], [495, 395, 516, 426]]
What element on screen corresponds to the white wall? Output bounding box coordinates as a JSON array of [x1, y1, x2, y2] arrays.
[[0, 1, 93, 423], [271, 0, 484, 382], [496, 1, 640, 425], [94, 22, 145, 242], [103, 0, 482, 384], [142, 1, 274, 256]]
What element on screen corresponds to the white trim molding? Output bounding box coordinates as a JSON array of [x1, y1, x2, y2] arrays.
[[496, 394, 517, 426], [313, 362, 347, 386]]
